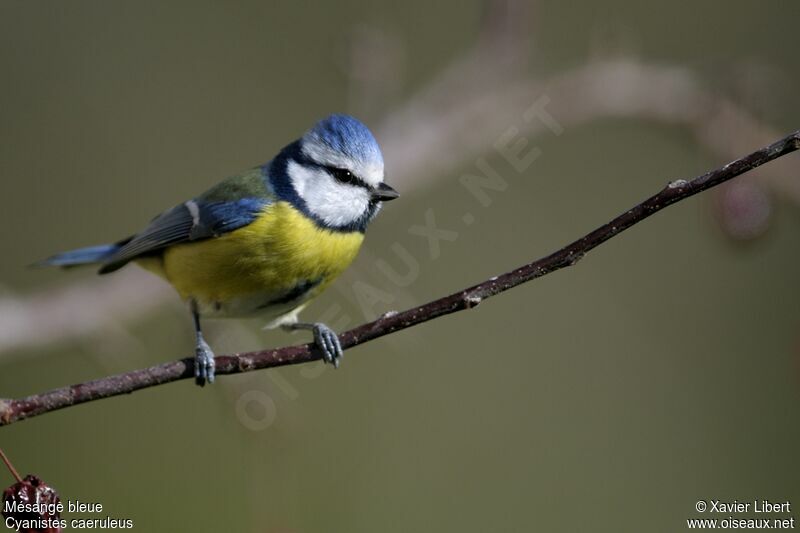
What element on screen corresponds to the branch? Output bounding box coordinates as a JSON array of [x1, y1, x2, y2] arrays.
[[0, 448, 22, 483], [3, 59, 795, 360], [2, 131, 798, 427]]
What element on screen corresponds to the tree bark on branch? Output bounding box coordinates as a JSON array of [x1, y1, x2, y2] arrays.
[[1, 130, 798, 427]]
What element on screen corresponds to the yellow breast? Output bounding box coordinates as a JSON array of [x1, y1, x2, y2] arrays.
[[145, 201, 364, 318]]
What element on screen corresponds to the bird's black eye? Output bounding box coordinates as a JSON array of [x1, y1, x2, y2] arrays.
[[329, 167, 362, 187]]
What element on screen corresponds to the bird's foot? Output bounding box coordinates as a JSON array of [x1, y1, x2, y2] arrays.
[[311, 323, 344, 368], [195, 338, 216, 386]]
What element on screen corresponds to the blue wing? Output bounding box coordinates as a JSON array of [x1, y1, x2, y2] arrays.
[[98, 198, 268, 273]]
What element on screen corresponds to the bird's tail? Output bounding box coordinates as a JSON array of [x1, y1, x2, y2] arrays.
[[34, 244, 119, 268]]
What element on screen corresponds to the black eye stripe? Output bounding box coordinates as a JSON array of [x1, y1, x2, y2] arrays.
[[288, 150, 372, 190], [326, 166, 371, 190]]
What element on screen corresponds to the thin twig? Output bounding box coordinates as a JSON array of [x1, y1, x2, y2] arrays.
[[2, 59, 795, 361], [1, 131, 798, 427], [0, 448, 22, 482]]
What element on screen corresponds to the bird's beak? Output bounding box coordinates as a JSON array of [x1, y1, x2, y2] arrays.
[[371, 182, 400, 202]]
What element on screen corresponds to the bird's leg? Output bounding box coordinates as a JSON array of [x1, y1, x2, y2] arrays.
[[282, 322, 344, 368], [191, 300, 216, 386]]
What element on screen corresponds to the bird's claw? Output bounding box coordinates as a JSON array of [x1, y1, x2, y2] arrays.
[[312, 323, 344, 368], [195, 338, 216, 386]]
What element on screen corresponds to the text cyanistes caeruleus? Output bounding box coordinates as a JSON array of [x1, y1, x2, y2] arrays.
[[40, 114, 399, 385]]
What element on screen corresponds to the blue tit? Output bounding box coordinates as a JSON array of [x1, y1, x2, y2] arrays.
[[39, 114, 399, 386]]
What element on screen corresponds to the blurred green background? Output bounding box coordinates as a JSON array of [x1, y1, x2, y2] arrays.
[[1, 1, 798, 531]]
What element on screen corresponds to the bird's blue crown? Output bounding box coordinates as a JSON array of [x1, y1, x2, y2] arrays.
[[304, 114, 384, 167]]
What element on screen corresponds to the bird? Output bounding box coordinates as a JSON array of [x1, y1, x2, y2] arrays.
[[38, 114, 399, 386]]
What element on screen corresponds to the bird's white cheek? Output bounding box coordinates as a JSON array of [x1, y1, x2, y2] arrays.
[[303, 182, 370, 228], [288, 160, 371, 228], [288, 160, 314, 197]]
